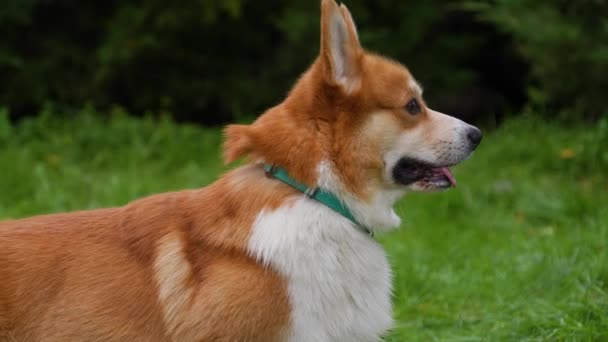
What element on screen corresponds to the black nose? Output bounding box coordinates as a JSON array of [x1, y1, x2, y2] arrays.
[[466, 127, 483, 147]]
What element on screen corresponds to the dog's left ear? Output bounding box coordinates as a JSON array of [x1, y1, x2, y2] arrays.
[[320, 0, 362, 93]]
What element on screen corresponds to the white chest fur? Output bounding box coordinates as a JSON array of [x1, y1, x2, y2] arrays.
[[247, 197, 393, 342]]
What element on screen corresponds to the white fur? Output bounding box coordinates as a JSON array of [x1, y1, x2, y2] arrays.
[[340, 4, 359, 42], [329, 11, 348, 84], [247, 196, 393, 342], [327, 8, 360, 93], [317, 160, 403, 231], [409, 79, 423, 97], [154, 232, 196, 340], [384, 108, 475, 184]]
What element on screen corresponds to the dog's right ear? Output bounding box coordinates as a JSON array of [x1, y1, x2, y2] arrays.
[[223, 124, 253, 164], [320, 0, 363, 93]]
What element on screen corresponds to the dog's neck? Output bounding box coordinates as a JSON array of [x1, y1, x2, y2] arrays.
[[263, 163, 374, 236], [315, 160, 405, 232]]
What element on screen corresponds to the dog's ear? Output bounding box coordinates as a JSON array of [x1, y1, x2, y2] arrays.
[[223, 124, 253, 164], [320, 0, 362, 93], [339, 4, 359, 44]]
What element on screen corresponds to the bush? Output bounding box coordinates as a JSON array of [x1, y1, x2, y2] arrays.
[[0, 0, 526, 125], [466, 0, 608, 120]]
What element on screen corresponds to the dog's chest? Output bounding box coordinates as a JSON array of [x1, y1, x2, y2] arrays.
[[248, 198, 393, 342]]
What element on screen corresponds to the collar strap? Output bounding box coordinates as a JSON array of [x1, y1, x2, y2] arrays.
[[263, 164, 373, 237]]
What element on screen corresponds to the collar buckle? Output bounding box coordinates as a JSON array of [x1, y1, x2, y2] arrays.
[[264, 164, 277, 178], [304, 186, 319, 198]]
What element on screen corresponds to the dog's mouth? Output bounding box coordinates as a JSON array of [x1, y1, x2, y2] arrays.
[[392, 158, 457, 191]]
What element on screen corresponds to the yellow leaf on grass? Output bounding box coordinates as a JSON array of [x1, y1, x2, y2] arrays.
[[560, 148, 575, 159], [46, 154, 61, 167]]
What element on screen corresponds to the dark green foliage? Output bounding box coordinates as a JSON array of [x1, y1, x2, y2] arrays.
[[1, 0, 605, 123], [0, 0, 527, 124], [467, 0, 608, 120]]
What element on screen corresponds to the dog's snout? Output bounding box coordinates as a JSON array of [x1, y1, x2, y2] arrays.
[[466, 127, 482, 147]]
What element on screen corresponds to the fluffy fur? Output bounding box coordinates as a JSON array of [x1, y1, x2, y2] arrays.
[[248, 198, 393, 341], [0, 1, 481, 341]]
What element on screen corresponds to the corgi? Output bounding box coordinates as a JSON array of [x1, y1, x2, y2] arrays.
[[0, 0, 482, 341]]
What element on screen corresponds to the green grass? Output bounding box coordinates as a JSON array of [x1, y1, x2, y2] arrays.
[[1, 109, 607, 341]]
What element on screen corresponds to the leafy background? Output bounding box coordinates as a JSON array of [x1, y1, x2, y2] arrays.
[[3, 0, 606, 124]]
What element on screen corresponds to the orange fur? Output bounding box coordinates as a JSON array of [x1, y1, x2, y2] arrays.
[[223, 124, 254, 164], [1, 167, 292, 341]]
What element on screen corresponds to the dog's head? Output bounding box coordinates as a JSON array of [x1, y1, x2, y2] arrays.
[[224, 0, 482, 228]]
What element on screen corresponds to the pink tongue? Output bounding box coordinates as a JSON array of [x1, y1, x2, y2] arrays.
[[440, 167, 457, 188]]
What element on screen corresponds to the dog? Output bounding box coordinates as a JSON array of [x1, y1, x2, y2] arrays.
[[0, 0, 482, 341]]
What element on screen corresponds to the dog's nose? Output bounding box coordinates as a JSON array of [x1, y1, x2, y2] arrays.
[[466, 127, 483, 147]]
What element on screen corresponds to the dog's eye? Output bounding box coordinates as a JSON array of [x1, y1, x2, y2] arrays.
[[405, 99, 421, 115]]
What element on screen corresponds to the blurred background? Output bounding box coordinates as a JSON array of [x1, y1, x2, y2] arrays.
[[2, 0, 607, 125], [1, 1, 607, 340]]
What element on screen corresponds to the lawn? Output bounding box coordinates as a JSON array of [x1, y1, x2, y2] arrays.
[[1, 109, 607, 341]]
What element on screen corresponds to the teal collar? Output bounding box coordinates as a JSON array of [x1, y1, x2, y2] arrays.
[[263, 164, 373, 237]]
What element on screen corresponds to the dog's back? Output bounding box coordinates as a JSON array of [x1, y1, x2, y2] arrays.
[[0, 168, 292, 341], [0, 206, 170, 340]]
